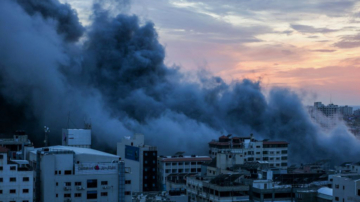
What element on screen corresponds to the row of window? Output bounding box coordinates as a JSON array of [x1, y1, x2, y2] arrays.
[[165, 162, 204, 166], [54, 170, 72, 175], [165, 168, 201, 173], [57, 180, 108, 188], [56, 191, 108, 199], [0, 177, 29, 182], [0, 189, 29, 194], [0, 165, 17, 171]]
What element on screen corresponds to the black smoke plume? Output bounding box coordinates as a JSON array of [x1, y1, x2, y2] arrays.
[[0, 0, 358, 164]]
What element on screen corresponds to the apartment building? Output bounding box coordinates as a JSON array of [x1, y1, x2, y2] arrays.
[[27, 146, 124, 202], [332, 175, 360, 202], [158, 155, 212, 191], [117, 133, 158, 201], [0, 130, 33, 159], [209, 135, 288, 169], [0, 146, 34, 202]]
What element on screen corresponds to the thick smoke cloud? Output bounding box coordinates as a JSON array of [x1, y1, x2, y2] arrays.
[[0, 0, 359, 164]]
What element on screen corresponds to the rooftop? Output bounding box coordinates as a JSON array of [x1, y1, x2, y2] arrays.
[[159, 155, 212, 162], [30, 145, 119, 158]]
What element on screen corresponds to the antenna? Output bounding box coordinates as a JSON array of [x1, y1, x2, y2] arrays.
[[44, 126, 50, 147]]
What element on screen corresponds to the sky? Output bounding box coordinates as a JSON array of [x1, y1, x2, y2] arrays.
[[61, 0, 360, 106]]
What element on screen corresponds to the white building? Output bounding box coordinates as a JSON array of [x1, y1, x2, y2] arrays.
[[0, 146, 34, 202], [209, 135, 288, 169], [117, 134, 158, 201], [157, 155, 212, 191], [62, 129, 91, 148], [332, 175, 360, 202], [27, 145, 125, 202], [339, 105, 353, 116], [0, 130, 33, 159]]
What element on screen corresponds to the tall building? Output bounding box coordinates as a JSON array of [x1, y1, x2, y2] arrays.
[[157, 154, 212, 191], [209, 135, 289, 169], [117, 134, 158, 201], [0, 146, 34, 202], [27, 146, 124, 202], [62, 129, 91, 148], [339, 105, 353, 116]]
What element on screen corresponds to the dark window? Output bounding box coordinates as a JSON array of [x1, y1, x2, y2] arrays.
[[335, 197, 339, 201], [101, 181, 108, 185], [10, 177, 16, 182], [56, 182, 58, 186], [65, 182, 71, 186], [87, 179, 97, 188], [75, 193, 81, 197], [256, 152, 260, 154], [172, 162, 177, 165], [10, 166, 16, 170], [59, 170, 61, 174], [343, 186, 345, 190], [64, 193, 71, 198], [55, 170, 57, 175], [335, 184, 339, 189], [191, 162, 196, 165], [358, 189, 360, 196], [281, 150, 287, 154], [0, 155, 2, 159], [281, 156, 287, 160], [87, 191, 97, 199], [64, 170, 71, 175], [10, 189, 16, 193], [23, 177, 29, 182], [23, 189, 29, 193], [281, 163, 288, 167], [75, 182, 81, 186], [56, 194, 58, 197], [191, 168, 196, 172], [0, 166, 3, 170], [125, 191, 131, 195], [0, 190, 2, 194], [101, 192, 108, 196], [0, 178, 3, 182], [125, 180, 131, 184]]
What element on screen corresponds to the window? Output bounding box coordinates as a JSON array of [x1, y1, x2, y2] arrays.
[[0, 190, 2, 194], [256, 152, 260, 154], [256, 146, 261, 148], [125, 191, 131, 195], [343, 186, 345, 190], [65, 182, 71, 186], [0, 155, 3, 159], [101, 181, 108, 185], [281, 150, 287, 154], [64, 170, 71, 175], [0, 166, 3, 170], [59, 170, 61, 174], [191, 162, 196, 165], [75, 193, 81, 197], [55, 170, 58, 175], [56, 194, 58, 197], [56, 182, 58, 186], [87, 191, 97, 199], [172, 162, 177, 166], [0, 178, 3, 182], [335, 197, 339, 201], [125, 180, 131, 184], [335, 184, 339, 189], [10, 177, 16, 182], [75, 182, 82, 186], [64, 193, 71, 198], [101, 192, 108, 196], [87, 179, 97, 188], [23, 189, 29, 193], [357, 189, 360, 196], [23, 177, 29, 182], [10, 166, 16, 170], [165, 169, 170, 173], [281, 156, 287, 160], [10, 189, 16, 194], [165, 163, 170, 166]]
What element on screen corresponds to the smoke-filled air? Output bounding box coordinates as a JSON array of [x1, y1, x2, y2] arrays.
[[0, 0, 358, 165]]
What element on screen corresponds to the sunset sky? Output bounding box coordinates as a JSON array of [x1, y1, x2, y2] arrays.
[[62, 0, 360, 106]]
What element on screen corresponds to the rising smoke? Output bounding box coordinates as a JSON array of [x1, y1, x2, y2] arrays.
[[0, 0, 358, 164]]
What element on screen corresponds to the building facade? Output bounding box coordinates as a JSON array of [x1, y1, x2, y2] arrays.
[[117, 133, 158, 201], [209, 135, 288, 169], [332, 175, 360, 202], [62, 129, 91, 148], [0, 147, 34, 202], [27, 146, 124, 202], [158, 155, 212, 191]]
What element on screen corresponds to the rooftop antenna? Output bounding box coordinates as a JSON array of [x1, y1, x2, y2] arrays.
[[44, 126, 50, 147]]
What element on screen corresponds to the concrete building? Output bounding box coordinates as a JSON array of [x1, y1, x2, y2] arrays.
[[314, 102, 339, 117], [0, 146, 34, 202], [117, 133, 158, 201], [27, 145, 124, 202], [62, 129, 91, 148], [187, 174, 250, 202], [339, 106, 353, 116], [332, 175, 360, 202], [0, 130, 33, 159], [209, 135, 288, 169], [157, 155, 212, 191]]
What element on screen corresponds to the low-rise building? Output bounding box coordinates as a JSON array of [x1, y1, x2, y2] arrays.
[[332, 175, 360, 202], [0, 130, 33, 159], [209, 135, 288, 169], [27, 145, 124, 202], [187, 174, 250, 202], [0, 146, 34, 202], [158, 155, 212, 191]]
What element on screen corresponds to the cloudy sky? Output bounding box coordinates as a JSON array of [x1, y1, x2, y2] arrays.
[[61, 0, 360, 106]]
